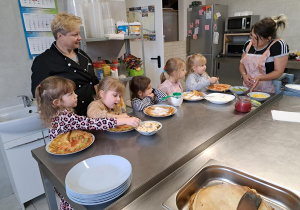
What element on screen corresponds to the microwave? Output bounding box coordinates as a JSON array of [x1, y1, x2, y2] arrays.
[[226, 42, 245, 57], [225, 15, 260, 33]]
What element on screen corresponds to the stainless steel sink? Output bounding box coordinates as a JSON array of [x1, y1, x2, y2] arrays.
[[163, 160, 300, 210], [0, 101, 45, 133]]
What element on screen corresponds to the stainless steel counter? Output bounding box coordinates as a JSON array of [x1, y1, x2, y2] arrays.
[[32, 93, 278, 210], [122, 94, 300, 210]]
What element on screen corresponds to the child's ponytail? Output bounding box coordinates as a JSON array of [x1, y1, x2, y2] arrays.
[[160, 70, 167, 83]]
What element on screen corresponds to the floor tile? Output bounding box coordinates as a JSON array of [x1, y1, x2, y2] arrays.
[[0, 194, 21, 210], [31, 194, 60, 210]]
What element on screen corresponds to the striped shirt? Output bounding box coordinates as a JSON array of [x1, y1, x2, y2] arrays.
[[131, 88, 167, 112], [243, 39, 289, 74]]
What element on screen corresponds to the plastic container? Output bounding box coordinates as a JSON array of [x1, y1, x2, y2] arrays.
[[93, 62, 104, 80], [235, 96, 252, 113], [102, 64, 111, 77], [128, 68, 143, 76], [116, 21, 128, 35], [169, 92, 183, 107], [129, 22, 141, 36]]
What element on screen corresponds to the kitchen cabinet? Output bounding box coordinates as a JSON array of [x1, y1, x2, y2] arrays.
[[0, 129, 48, 210], [223, 33, 249, 55], [79, 26, 146, 80]]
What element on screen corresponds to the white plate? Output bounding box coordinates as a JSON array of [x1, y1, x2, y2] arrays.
[[65, 155, 132, 195], [285, 84, 300, 93], [45, 134, 95, 156], [143, 104, 177, 117], [183, 92, 204, 101], [205, 93, 235, 104], [247, 92, 270, 102], [135, 121, 162, 136]]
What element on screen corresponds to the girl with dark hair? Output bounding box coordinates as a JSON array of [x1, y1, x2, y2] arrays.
[[240, 15, 289, 93], [129, 76, 167, 111]]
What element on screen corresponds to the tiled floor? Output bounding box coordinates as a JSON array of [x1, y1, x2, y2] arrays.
[[0, 193, 60, 210]]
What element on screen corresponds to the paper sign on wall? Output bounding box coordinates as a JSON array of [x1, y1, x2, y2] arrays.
[[205, 25, 209, 30], [190, 23, 194, 28], [188, 30, 192, 36], [194, 27, 199, 34], [213, 32, 219, 44], [199, 9, 204, 15], [206, 5, 212, 19], [195, 19, 199, 27]]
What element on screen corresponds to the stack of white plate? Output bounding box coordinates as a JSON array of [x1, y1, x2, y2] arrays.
[[65, 155, 132, 205]]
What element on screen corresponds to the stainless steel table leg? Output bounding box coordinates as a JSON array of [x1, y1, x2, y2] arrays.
[[39, 163, 58, 210]]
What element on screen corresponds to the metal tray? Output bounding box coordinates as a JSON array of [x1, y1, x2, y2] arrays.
[[163, 160, 300, 210]]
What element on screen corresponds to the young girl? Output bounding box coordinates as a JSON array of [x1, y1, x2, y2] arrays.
[[158, 57, 186, 95], [36, 76, 139, 141], [185, 54, 218, 92], [35, 76, 139, 210], [130, 75, 167, 112], [87, 76, 130, 119]]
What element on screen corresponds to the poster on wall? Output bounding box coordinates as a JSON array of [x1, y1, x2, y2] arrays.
[[18, 0, 58, 59], [127, 5, 155, 41]]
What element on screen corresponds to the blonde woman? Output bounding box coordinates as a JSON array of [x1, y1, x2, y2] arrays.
[[185, 54, 218, 92], [31, 12, 98, 116]]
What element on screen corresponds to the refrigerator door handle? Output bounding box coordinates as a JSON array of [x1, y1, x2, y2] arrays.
[[151, 56, 161, 68], [242, 18, 246, 29]]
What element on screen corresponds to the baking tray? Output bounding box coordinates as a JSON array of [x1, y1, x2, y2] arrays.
[[163, 160, 300, 210]]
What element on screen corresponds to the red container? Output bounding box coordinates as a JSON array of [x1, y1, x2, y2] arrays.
[[235, 96, 251, 113]]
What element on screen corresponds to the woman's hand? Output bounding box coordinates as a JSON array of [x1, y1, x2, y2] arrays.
[[249, 75, 263, 92], [209, 77, 219, 84], [242, 74, 255, 87]]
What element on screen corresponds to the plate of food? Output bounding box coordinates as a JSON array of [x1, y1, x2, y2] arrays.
[[247, 92, 270, 102], [144, 105, 177, 117], [107, 124, 135, 133], [183, 90, 204, 101], [205, 93, 235, 104], [45, 130, 95, 155], [207, 84, 231, 92], [135, 121, 162, 136]]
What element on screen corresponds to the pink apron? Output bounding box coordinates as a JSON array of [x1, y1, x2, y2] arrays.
[[241, 39, 280, 93]]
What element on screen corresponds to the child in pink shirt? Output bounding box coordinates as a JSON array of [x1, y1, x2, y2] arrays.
[[158, 58, 186, 95]]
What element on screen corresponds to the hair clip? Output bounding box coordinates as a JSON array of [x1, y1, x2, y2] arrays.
[[162, 69, 165, 73], [38, 84, 41, 87]]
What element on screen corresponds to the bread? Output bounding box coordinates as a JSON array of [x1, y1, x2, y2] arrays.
[[189, 183, 273, 210]]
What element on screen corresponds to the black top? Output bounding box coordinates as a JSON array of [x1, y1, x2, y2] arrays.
[[242, 39, 289, 74], [31, 42, 99, 116]]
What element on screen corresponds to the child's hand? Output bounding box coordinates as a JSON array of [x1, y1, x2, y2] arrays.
[[148, 93, 155, 99], [125, 117, 140, 127], [117, 117, 140, 127], [209, 77, 219, 84]]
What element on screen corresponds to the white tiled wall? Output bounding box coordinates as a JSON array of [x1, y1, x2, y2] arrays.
[[164, 41, 187, 91]]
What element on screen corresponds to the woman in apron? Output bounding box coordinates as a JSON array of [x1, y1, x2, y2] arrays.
[[240, 15, 289, 93]]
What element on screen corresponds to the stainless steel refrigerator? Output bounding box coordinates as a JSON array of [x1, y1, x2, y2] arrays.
[[187, 4, 228, 76]]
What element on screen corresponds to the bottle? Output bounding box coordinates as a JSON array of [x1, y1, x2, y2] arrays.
[[110, 59, 119, 78], [93, 62, 104, 80]]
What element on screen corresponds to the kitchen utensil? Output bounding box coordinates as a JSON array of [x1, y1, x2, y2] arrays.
[[237, 191, 262, 210], [161, 92, 182, 101]]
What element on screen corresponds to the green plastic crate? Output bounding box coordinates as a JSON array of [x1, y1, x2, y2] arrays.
[[128, 68, 143, 76]]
